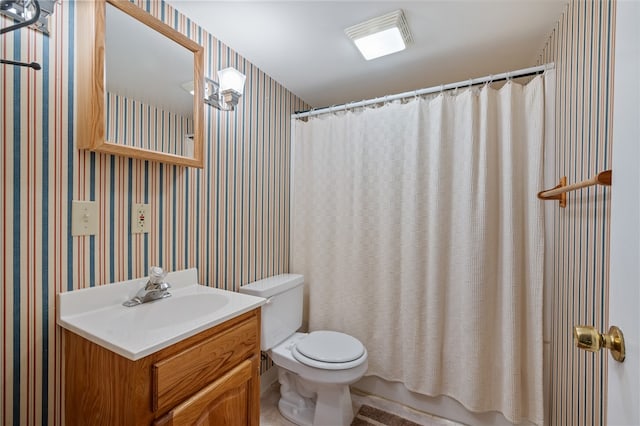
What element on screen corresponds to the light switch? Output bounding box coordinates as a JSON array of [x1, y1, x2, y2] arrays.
[[132, 203, 151, 234], [71, 200, 98, 236]]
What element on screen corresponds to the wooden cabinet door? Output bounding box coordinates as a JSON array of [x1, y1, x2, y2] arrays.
[[154, 358, 258, 426]]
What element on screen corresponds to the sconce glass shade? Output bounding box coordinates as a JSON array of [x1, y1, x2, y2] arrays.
[[217, 67, 246, 95], [202, 67, 246, 111]]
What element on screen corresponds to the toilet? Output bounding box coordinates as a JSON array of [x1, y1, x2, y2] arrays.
[[240, 274, 368, 426]]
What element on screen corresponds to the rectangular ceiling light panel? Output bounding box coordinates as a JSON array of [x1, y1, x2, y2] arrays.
[[345, 9, 412, 61]]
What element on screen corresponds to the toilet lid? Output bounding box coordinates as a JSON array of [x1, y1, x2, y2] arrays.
[[294, 330, 365, 363]]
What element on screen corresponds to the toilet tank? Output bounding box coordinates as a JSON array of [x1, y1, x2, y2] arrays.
[[239, 274, 304, 351]]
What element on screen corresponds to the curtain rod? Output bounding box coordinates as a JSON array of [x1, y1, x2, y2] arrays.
[[292, 63, 555, 119]]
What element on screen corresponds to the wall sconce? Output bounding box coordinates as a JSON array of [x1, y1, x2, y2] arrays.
[[0, 0, 56, 35], [204, 67, 246, 111]]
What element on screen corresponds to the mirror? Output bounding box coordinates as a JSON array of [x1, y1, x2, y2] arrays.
[[105, 4, 195, 157], [77, 0, 204, 168]]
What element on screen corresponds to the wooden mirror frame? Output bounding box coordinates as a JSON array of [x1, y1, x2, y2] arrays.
[[77, 0, 204, 168]]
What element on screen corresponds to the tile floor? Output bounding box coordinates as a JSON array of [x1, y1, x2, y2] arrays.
[[259, 382, 464, 426]]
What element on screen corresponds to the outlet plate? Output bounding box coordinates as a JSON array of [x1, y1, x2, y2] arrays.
[[71, 200, 98, 236], [132, 203, 151, 234]]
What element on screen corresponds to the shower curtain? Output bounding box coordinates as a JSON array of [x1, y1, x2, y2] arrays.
[[290, 75, 548, 425]]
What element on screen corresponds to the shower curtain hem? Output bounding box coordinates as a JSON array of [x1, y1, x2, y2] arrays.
[[360, 373, 543, 426]]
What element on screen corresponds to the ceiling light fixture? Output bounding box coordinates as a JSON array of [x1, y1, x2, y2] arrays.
[[345, 9, 412, 61]]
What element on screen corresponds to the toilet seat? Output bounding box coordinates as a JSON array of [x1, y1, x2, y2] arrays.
[[292, 330, 366, 370]]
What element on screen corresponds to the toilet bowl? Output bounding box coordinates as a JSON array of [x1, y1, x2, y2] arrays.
[[240, 274, 368, 426], [271, 332, 368, 426]]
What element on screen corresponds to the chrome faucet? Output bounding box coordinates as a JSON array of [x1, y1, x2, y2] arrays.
[[123, 266, 172, 307]]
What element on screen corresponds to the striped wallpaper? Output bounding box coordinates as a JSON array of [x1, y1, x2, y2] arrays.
[[538, 0, 615, 424], [105, 91, 194, 156], [0, 0, 307, 424]]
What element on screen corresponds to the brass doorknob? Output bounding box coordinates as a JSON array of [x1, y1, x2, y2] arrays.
[[573, 325, 625, 362]]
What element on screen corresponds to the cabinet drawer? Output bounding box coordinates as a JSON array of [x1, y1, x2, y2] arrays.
[[152, 316, 258, 414]]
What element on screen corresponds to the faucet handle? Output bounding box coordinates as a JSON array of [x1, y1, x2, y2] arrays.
[[145, 266, 170, 291], [148, 266, 167, 284]]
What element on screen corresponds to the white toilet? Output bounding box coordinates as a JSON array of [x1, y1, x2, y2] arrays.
[[240, 274, 368, 426]]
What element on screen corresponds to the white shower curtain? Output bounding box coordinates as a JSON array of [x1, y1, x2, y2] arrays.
[[291, 76, 547, 425]]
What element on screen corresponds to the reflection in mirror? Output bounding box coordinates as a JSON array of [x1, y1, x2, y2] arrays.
[[105, 3, 195, 158]]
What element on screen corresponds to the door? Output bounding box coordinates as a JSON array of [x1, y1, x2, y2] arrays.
[[608, 0, 640, 424], [153, 359, 259, 426]]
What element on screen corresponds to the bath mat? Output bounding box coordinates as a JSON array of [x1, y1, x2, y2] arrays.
[[351, 404, 422, 426]]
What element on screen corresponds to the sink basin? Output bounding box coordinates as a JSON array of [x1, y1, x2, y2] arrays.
[[110, 293, 230, 331], [57, 268, 266, 360]]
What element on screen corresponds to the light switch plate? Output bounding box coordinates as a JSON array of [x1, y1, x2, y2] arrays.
[[71, 200, 98, 236], [132, 203, 151, 234]]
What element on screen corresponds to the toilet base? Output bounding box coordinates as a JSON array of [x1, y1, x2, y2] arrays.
[[313, 383, 354, 426], [277, 367, 355, 426], [278, 397, 315, 426]]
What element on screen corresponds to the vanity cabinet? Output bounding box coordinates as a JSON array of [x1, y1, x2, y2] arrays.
[[64, 308, 261, 426]]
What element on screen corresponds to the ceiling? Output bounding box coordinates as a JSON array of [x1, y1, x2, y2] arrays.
[[166, 1, 568, 108]]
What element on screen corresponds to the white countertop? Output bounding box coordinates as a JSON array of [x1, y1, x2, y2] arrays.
[[57, 268, 266, 360]]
